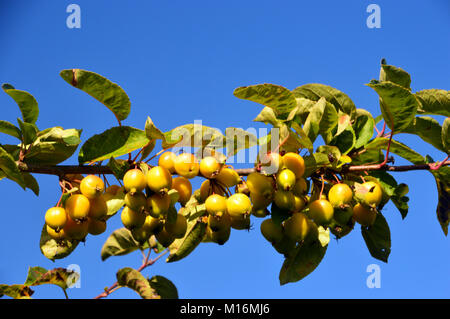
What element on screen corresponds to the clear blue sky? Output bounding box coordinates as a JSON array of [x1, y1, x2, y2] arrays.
[[0, 1, 449, 299]]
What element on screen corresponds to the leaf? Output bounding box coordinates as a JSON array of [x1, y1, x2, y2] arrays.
[[361, 213, 391, 263], [24, 127, 82, 165], [379, 64, 411, 89], [78, 126, 149, 163], [401, 116, 445, 152], [0, 284, 34, 299], [292, 83, 356, 119], [224, 127, 258, 157], [0, 120, 21, 139], [290, 122, 314, 152], [167, 219, 207, 263], [101, 227, 148, 261], [430, 167, 450, 235], [303, 97, 326, 142], [0, 146, 26, 189], [354, 109, 375, 149], [105, 188, 126, 218], [17, 118, 38, 145], [253, 106, 280, 126], [2, 84, 39, 124], [39, 224, 79, 260], [108, 157, 131, 180], [415, 89, 450, 117], [365, 137, 425, 164], [442, 118, 450, 153], [22, 172, 39, 196], [148, 275, 178, 299], [316, 145, 341, 167], [319, 101, 339, 136], [140, 140, 156, 162], [24, 266, 79, 290], [367, 81, 418, 131], [116, 268, 158, 299], [60, 69, 131, 121], [144, 116, 165, 140], [279, 238, 328, 285], [329, 126, 356, 155], [233, 84, 297, 115], [162, 124, 225, 150], [271, 203, 291, 225]]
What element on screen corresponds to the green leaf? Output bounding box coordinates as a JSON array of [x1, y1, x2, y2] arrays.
[[290, 123, 314, 152], [0, 146, 26, 189], [415, 89, 450, 117], [39, 224, 79, 260], [286, 98, 316, 124], [116, 268, 158, 299], [167, 219, 207, 263], [60, 69, 131, 121], [316, 145, 341, 167], [365, 137, 425, 164], [2, 84, 39, 124], [271, 203, 291, 225], [379, 64, 411, 89], [22, 172, 39, 196], [148, 275, 179, 299], [292, 83, 356, 119], [224, 127, 258, 157], [140, 140, 156, 162], [367, 81, 418, 132], [144, 116, 165, 140], [430, 167, 450, 235], [101, 227, 147, 261], [319, 101, 339, 136], [353, 109, 375, 149], [303, 97, 326, 142], [17, 118, 38, 145], [253, 106, 280, 126], [401, 116, 445, 152], [303, 152, 331, 177], [279, 238, 328, 285], [0, 120, 21, 139], [105, 188, 126, 218], [24, 267, 79, 290], [361, 213, 391, 263], [79, 126, 149, 163], [0, 284, 34, 299], [442, 118, 450, 153], [107, 157, 131, 180], [233, 84, 297, 115], [24, 127, 82, 165], [329, 126, 356, 155], [162, 124, 225, 150]]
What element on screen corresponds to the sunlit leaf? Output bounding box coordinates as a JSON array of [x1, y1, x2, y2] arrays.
[[2, 84, 39, 124]]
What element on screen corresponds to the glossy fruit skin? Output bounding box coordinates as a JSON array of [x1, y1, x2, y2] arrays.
[[250, 192, 272, 209], [199, 156, 221, 179], [226, 193, 252, 219], [199, 180, 224, 202], [276, 169, 297, 191], [230, 215, 251, 230], [353, 203, 377, 226], [45, 207, 68, 230], [283, 212, 309, 242], [246, 172, 273, 198], [328, 183, 353, 207], [171, 177, 192, 206], [174, 153, 199, 179], [155, 228, 175, 247], [361, 181, 383, 207], [87, 218, 107, 235], [251, 207, 269, 218], [88, 196, 108, 221], [164, 214, 187, 238], [274, 190, 295, 210], [260, 218, 284, 244], [293, 196, 306, 212], [80, 175, 105, 199], [259, 152, 283, 175], [216, 168, 241, 187], [205, 194, 228, 216], [123, 169, 147, 194], [308, 199, 334, 226], [281, 152, 305, 179], [131, 226, 152, 243], [147, 193, 171, 218], [293, 178, 308, 196], [208, 212, 232, 232], [158, 151, 177, 174], [124, 191, 147, 212], [65, 194, 91, 221], [147, 166, 173, 193], [63, 216, 89, 240], [333, 206, 354, 226], [141, 215, 163, 234], [46, 225, 66, 241], [121, 206, 146, 230], [209, 226, 231, 245]]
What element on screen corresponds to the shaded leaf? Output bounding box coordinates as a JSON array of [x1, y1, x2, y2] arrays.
[[430, 167, 450, 235], [22, 172, 39, 196], [2, 84, 39, 124], [60, 69, 130, 121], [0, 120, 21, 139], [271, 203, 290, 225], [148, 275, 178, 299], [361, 213, 391, 263], [101, 227, 148, 261], [167, 219, 207, 263], [442, 117, 450, 153], [24, 266, 79, 290], [116, 268, 158, 299], [0, 284, 34, 299], [0, 146, 26, 189], [108, 157, 131, 180]]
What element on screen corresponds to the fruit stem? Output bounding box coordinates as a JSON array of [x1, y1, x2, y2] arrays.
[[319, 174, 325, 198]]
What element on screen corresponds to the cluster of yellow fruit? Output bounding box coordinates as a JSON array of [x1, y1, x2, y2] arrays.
[[45, 175, 109, 241]]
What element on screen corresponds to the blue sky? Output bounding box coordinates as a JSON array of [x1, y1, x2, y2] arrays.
[[0, 1, 449, 299]]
